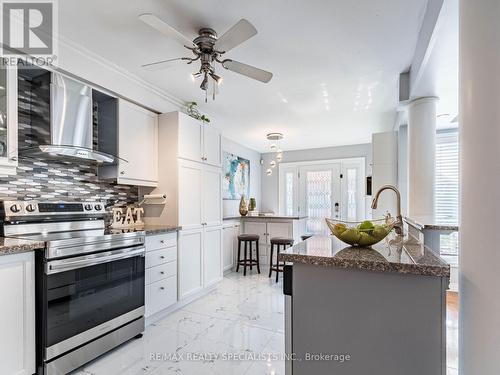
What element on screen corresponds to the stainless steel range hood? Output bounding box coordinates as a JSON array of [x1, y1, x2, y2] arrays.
[[29, 72, 118, 163]]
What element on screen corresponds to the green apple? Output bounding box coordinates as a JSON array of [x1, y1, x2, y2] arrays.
[[333, 223, 347, 236], [357, 220, 375, 233], [340, 228, 361, 244], [372, 225, 388, 240], [358, 232, 376, 246]]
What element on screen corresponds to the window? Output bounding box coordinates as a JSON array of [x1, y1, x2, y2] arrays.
[[285, 172, 294, 216], [346, 168, 357, 222], [305, 170, 332, 234], [435, 130, 459, 256]]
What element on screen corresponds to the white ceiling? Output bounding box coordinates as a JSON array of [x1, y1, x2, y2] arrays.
[[59, 0, 428, 152]]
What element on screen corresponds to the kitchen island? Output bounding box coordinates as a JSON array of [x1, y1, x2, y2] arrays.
[[279, 234, 450, 375]]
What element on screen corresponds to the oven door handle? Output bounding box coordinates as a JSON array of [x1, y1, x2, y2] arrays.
[[46, 246, 145, 274]]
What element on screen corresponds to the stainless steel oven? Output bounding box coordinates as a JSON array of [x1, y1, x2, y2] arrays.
[[1, 200, 146, 375]]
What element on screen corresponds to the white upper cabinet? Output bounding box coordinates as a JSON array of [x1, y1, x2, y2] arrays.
[[118, 100, 158, 186], [178, 114, 203, 163], [0, 65, 18, 175], [202, 125, 221, 167], [99, 99, 159, 187], [174, 112, 221, 167]]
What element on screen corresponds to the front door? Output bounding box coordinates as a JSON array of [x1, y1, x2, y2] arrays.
[[299, 163, 342, 234]]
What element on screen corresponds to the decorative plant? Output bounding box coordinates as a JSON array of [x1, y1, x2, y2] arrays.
[[248, 198, 256, 211], [186, 101, 210, 124]]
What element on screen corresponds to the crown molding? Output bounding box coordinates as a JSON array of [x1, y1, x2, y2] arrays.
[[57, 35, 186, 110]]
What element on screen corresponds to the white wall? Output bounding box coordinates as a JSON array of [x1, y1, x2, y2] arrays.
[[222, 137, 262, 218], [460, 0, 500, 373], [371, 131, 398, 218], [397, 125, 409, 216], [57, 37, 181, 114], [261, 144, 372, 213]]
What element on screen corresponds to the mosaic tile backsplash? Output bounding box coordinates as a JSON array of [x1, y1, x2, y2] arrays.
[[0, 70, 138, 206], [0, 157, 138, 205]]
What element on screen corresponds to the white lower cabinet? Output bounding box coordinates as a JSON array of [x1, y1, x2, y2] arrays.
[[144, 233, 178, 318], [222, 221, 240, 272], [203, 226, 223, 287], [179, 225, 223, 300], [145, 276, 177, 317], [178, 228, 203, 299], [0, 252, 35, 375]]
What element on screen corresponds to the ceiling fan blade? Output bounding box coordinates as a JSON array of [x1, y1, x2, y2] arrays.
[[214, 19, 257, 53], [139, 13, 194, 47], [141, 58, 183, 71], [222, 60, 273, 83]]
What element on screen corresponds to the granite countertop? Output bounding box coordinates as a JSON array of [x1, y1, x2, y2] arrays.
[[107, 224, 181, 235], [404, 216, 459, 231], [279, 234, 450, 277], [0, 237, 45, 256], [223, 215, 308, 220]]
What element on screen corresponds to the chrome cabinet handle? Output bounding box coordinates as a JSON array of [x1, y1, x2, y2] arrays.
[[120, 171, 125, 175], [160, 255, 165, 259], [160, 271, 165, 274], [10, 156, 17, 161], [160, 240, 164, 243], [160, 287, 165, 290]]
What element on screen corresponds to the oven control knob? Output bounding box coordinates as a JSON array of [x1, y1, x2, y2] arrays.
[[94, 204, 102, 211], [25, 204, 36, 212], [10, 204, 22, 213], [84, 204, 93, 211]]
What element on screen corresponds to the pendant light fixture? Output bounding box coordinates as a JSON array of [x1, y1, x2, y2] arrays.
[[266, 133, 283, 176]]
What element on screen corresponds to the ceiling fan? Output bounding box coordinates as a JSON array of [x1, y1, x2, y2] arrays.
[[139, 14, 273, 101]]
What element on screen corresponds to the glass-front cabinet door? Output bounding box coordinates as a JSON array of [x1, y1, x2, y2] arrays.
[[0, 65, 17, 174]]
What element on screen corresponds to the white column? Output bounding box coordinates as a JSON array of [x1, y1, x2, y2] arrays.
[[407, 97, 437, 217], [460, 0, 500, 374]]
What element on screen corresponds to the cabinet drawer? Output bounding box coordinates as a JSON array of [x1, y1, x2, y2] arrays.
[[146, 233, 177, 252], [145, 276, 177, 317], [145, 247, 176, 268], [145, 261, 176, 285]]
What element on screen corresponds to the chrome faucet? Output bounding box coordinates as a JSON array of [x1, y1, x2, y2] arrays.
[[371, 185, 404, 236]]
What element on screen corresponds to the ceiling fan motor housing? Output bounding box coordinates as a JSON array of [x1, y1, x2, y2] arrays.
[[193, 28, 218, 53]]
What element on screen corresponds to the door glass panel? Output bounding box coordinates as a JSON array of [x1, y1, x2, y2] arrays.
[[46, 256, 145, 346], [285, 172, 294, 216], [0, 68, 7, 158], [346, 168, 357, 221], [305, 170, 331, 234]]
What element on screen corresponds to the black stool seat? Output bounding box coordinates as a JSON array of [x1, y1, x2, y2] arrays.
[[238, 234, 259, 241], [269, 237, 294, 282], [270, 237, 294, 245], [301, 234, 313, 241], [236, 234, 260, 276]]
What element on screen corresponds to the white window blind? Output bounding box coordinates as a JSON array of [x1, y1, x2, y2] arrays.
[[435, 130, 459, 256]]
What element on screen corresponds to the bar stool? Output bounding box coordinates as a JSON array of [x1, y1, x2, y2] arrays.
[[269, 237, 294, 282], [236, 234, 260, 276], [301, 234, 313, 241]]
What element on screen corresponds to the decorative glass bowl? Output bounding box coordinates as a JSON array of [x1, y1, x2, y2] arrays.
[[325, 217, 395, 247]]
